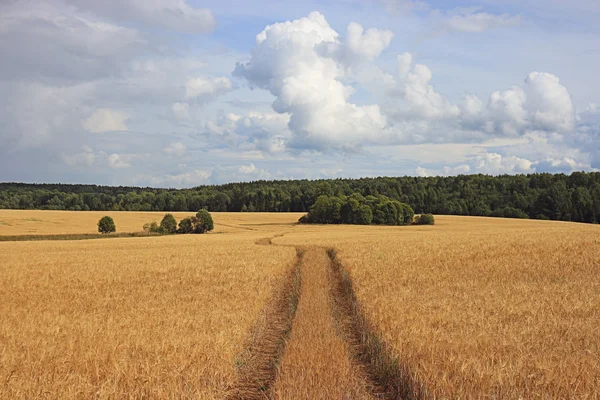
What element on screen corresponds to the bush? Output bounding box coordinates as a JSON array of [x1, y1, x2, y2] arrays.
[[177, 210, 214, 234], [143, 221, 159, 233], [414, 214, 435, 225], [97, 216, 116, 234], [177, 217, 195, 234], [195, 209, 214, 233], [160, 213, 177, 234]]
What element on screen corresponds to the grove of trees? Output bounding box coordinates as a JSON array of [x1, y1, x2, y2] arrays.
[[300, 194, 414, 225], [2, 171, 600, 224]]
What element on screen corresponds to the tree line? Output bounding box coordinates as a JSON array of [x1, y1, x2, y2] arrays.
[[1, 171, 599, 223]]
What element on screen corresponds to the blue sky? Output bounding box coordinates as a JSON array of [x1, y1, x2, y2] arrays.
[[1, 0, 599, 187]]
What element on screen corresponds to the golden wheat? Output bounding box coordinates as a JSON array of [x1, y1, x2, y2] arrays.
[[2, 211, 599, 398], [276, 216, 600, 398], [0, 228, 297, 398]]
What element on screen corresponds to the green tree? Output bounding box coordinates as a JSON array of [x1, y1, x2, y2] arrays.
[[98, 216, 116, 234], [160, 213, 177, 234], [177, 217, 195, 234], [195, 209, 214, 233]]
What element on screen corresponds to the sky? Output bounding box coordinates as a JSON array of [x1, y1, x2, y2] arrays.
[[1, 0, 599, 188]]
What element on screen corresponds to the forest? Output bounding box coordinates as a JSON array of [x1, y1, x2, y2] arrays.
[[1, 171, 599, 224]]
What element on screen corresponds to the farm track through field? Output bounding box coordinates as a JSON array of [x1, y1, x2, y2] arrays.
[[226, 248, 303, 399], [241, 234, 425, 399]]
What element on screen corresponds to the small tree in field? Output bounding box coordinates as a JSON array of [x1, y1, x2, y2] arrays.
[[98, 216, 116, 234], [176, 210, 214, 234], [160, 213, 177, 234], [195, 209, 214, 233], [177, 217, 195, 234]]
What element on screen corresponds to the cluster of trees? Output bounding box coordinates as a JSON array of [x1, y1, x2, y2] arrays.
[[143, 210, 214, 235], [2, 171, 599, 224], [97, 210, 214, 235], [299, 194, 414, 225]]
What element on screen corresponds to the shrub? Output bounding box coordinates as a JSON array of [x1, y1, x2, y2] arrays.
[[195, 209, 214, 233], [97, 216, 116, 234], [143, 221, 160, 233], [414, 214, 435, 225], [160, 213, 177, 234], [177, 210, 214, 234], [177, 217, 195, 234]]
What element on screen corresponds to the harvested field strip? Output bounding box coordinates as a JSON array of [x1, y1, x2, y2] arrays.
[[327, 249, 426, 400], [272, 248, 374, 399], [226, 249, 303, 399]]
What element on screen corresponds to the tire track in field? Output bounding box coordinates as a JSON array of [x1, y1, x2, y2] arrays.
[[327, 249, 426, 400], [239, 233, 428, 400], [252, 234, 427, 399], [226, 247, 303, 399], [271, 248, 375, 399]]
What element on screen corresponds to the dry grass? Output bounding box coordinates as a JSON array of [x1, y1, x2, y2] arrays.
[[276, 216, 600, 398], [0, 231, 296, 398]]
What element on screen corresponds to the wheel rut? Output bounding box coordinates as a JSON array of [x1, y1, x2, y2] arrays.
[[230, 234, 425, 399]]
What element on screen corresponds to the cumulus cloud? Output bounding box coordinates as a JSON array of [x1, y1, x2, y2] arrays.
[[417, 152, 535, 177], [234, 12, 392, 151], [202, 112, 291, 154], [393, 52, 460, 120], [481, 72, 574, 136], [82, 108, 129, 133], [238, 163, 257, 174], [185, 77, 232, 102], [64, 0, 216, 33]]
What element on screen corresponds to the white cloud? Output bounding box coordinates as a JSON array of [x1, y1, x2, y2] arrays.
[[339, 22, 394, 62], [185, 77, 232, 102], [107, 153, 132, 169], [82, 108, 129, 133], [202, 111, 291, 154], [437, 8, 521, 33], [392, 52, 460, 120], [238, 163, 257, 174], [64, 0, 216, 34], [172, 102, 190, 120], [148, 169, 212, 187], [163, 142, 187, 157], [235, 12, 389, 151], [474, 152, 535, 174]]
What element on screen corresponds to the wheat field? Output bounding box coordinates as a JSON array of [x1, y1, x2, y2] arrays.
[[0, 224, 297, 398], [1, 211, 599, 398], [276, 216, 600, 398]]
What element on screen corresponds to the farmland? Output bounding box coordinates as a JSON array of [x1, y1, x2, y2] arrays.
[[1, 211, 599, 398]]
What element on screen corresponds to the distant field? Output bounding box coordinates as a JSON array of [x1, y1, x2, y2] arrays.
[[1, 212, 598, 398], [0, 210, 304, 235]]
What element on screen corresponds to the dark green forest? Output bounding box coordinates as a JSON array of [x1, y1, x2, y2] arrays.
[[1, 171, 600, 223]]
